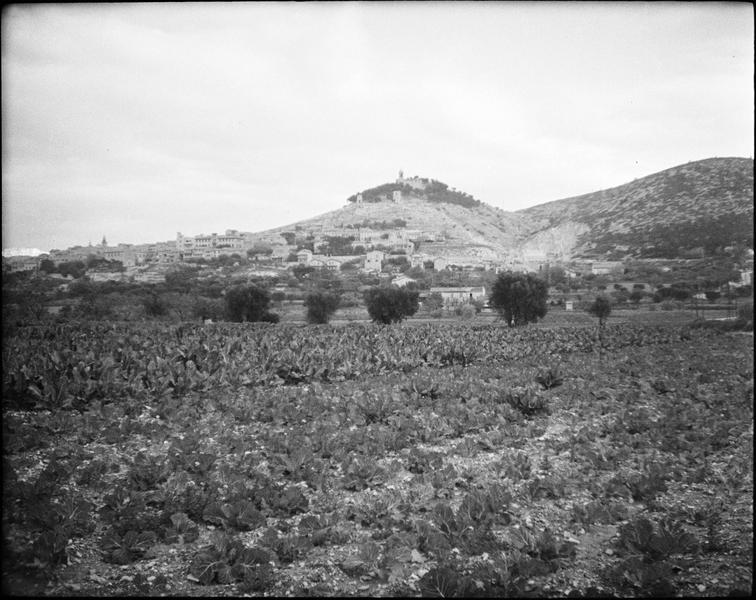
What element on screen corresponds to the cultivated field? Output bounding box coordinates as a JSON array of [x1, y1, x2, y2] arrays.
[[2, 319, 753, 597]]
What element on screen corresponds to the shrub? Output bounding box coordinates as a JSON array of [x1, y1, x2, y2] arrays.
[[655, 287, 691, 302], [304, 292, 340, 324], [363, 287, 419, 324], [423, 292, 444, 313], [224, 284, 279, 323], [489, 272, 548, 326], [629, 290, 644, 304], [454, 304, 476, 320]]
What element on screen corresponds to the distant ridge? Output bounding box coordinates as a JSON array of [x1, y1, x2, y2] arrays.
[[518, 157, 753, 259]]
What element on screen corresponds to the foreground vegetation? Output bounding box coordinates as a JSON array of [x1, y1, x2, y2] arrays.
[[2, 319, 753, 597]]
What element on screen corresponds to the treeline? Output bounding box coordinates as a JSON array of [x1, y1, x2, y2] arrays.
[[424, 180, 481, 209], [346, 183, 414, 203]]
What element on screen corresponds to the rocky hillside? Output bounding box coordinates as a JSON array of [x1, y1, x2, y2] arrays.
[[259, 157, 753, 262], [267, 195, 530, 261], [519, 157, 754, 259]]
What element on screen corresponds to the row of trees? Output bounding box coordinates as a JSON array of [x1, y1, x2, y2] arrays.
[[6, 267, 633, 329], [224, 273, 551, 327]]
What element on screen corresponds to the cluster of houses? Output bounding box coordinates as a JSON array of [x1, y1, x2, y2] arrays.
[[6, 228, 754, 302]]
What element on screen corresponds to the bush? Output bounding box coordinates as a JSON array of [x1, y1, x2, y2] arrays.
[[655, 287, 691, 302], [489, 272, 548, 326], [423, 292, 444, 313], [143, 293, 169, 317], [261, 311, 280, 324], [225, 284, 279, 323], [304, 292, 340, 324], [193, 297, 225, 322], [364, 287, 419, 324], [454, 304, 476, 320]]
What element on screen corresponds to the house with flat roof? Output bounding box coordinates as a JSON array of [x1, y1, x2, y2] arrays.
[[429, 286, 486, 307]]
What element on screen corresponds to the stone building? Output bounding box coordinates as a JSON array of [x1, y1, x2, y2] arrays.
[[364, 250, 384, 273]]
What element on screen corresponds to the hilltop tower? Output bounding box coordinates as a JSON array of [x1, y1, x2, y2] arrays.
[[397, 169, 404, 183], [101, 235, 107, 247]]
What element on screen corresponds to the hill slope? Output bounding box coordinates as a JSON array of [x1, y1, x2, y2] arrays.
[[266, 196, 530, 261], [518, 157, 754, 259], [256, 157, 753, 262]]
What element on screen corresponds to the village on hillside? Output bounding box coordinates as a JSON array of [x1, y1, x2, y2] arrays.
[[3, 218, 753, 322]]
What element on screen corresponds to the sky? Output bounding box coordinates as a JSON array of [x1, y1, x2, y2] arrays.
[[2, 2, 753, 253]]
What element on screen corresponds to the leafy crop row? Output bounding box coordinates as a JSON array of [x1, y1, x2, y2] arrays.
[[3, 321, 703, 412]]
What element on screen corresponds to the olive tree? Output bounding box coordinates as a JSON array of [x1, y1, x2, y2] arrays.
[[304, 292, 340, 324], [364, 287, 419, 324], [489, 272, 548, 326], [224, 284, 279, 323]]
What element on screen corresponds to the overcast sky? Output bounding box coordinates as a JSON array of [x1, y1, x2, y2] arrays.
[[2, 2, 753, 252]]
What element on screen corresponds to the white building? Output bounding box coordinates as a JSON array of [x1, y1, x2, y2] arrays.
[[429, 286, 487, 307], [410, 253, 428, 269], [89, 272, 126, 282], [391, 274, 416, 288], [364, 250, 384, 273], [177, 230, 244, 252], [296, 249, 313, 264], [271, 246, 294, 262]]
